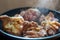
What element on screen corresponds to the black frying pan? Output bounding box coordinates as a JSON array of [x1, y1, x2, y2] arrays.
[[0, 7, 60, 40]]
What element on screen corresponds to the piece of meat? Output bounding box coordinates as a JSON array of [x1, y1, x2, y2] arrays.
[[38, 29, 47, 37], [0, 15, 10, 27], [24, 28, 47, 38], [39, 14, 45, 23], [20, 8, 41, 21], [24, 30, 39, 38], [0, 15, 24, 36], [39, 12, 60, 36], [52, 21, 60, 27], [22, 21, 38, 34], [22, 21, 41, 37], [47, 29, 56, 35], [22, 21, 30, 34], [45, 12, 54, 20], [49, 21, 59, 30]]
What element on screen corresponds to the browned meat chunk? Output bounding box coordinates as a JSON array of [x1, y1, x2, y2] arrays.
[[22, 21, 38, 34], [0, 15, 24, 36], [47, 29, 56, 35], [38, 29, 47, 37]]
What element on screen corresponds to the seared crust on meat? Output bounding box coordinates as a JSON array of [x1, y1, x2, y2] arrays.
[[0, 15, 24, 36]]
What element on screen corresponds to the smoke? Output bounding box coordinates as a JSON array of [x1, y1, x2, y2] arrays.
[[33, 0, 59, 10]]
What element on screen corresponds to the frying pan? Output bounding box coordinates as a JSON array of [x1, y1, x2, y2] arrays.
[[0, 7, 60, 40]]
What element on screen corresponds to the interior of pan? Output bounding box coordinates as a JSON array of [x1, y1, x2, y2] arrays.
[[0, 7, 60, 39]]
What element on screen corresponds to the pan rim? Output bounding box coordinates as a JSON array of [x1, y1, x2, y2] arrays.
[[0, 7, 60, 39]]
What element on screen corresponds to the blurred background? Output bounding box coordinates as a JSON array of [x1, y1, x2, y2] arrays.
[[0, 0, 60, 14]]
